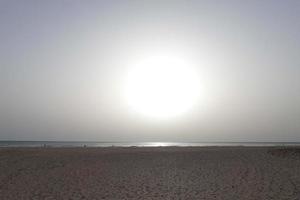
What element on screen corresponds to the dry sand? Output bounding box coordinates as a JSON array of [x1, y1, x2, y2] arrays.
[[0, 147, 299, 200]]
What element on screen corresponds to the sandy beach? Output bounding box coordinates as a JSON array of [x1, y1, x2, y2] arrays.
[[0, 147, 299, 200]]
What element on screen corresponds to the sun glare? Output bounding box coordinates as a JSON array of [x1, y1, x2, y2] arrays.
[[124, 54, 200, 119]]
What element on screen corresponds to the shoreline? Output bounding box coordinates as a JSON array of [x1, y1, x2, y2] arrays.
[[1, 145, 300, 149], [1, 141, 300, 148]]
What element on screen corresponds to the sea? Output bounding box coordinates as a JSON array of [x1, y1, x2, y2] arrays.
[[0, 141, 299, 148]]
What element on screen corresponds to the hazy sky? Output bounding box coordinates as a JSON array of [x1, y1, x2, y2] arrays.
[[1, 0, 299, 142]]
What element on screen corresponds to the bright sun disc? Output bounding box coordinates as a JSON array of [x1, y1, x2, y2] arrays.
[[124, 54, 200, 119]]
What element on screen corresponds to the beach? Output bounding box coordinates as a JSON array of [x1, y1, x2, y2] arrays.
[[0, 147, 299, 200]]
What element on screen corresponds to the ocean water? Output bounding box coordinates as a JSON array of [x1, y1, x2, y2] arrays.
[[0, 141, 299, 148]]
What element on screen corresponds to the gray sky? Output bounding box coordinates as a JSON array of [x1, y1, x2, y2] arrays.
[[0, 0, 299, 142]]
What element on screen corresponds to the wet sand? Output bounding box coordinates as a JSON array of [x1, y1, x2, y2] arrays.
[[0, 147, 299, 200]]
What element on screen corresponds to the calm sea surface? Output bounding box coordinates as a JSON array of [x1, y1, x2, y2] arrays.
[[0, 141, 299, 147]]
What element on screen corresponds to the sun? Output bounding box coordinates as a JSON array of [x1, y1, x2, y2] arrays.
[[124, 54, 200, 119]]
